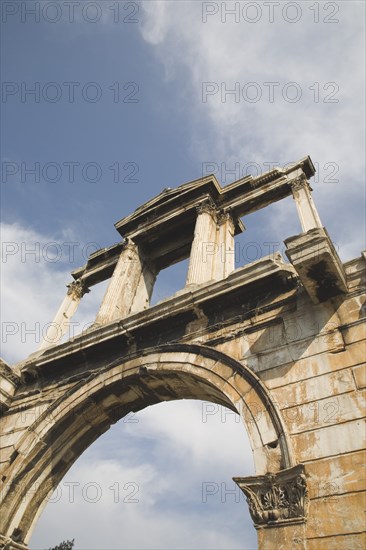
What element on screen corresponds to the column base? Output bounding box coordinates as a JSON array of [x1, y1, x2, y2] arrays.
[[0, 533, 28, 550]]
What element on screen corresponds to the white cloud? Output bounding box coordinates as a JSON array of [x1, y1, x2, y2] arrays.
[[138, 0, 365, 260], [30, 401, 256, 550], [0, 222, 107, 364], [140, 0, 169, 45]]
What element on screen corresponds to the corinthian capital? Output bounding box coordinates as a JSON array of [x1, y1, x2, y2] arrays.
[[217, 209, 234, 227], [67, 280, 90, 300], [234, 464, 308, 528], [290, 173, 310, 193], [196, 198, 217, 217]]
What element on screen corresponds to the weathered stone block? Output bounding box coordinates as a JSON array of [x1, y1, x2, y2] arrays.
[[293, 419, 366, 462], [307, 533, 366, 550], [306, 492, 366, 537], [353, 364, 366, 389]]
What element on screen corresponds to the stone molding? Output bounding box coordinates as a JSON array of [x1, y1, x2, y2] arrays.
[[217, 209, 234, 227], [19, 255, 297, 377], [290, 174, 310, 193], [196, 198, 217, 218], [0, 532, 28, 550], [285, 227, 348, 303], [234, 464, 308, 528], [0, 360, 21, 413], [0, 360, 20, 387]]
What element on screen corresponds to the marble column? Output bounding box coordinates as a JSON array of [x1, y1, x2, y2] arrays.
[[290, 173, 322, 232], [186, 202, 218, 286], [95, 239, 156, 325], [215, 211, 236, 280], [39, 280, 89, 350]]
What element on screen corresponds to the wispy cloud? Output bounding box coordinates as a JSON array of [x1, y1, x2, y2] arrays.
[[30, 400, 255, 549], [0, 222, 106, 363], [139, 1, 365, 259]]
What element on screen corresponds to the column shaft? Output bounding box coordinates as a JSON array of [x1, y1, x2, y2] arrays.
[[291, 174, 322, 232], [39, 280, 89, 350], [186, 204, 217, 285], [129, 260, 156, 314], [215, 213, 236, 280], [96, 240, 155, 325]]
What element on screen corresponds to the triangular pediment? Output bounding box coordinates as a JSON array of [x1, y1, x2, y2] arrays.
[[115, 174, 221, 237]]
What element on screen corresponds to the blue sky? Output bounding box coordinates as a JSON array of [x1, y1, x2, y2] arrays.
[[1, 1, 365, 548]]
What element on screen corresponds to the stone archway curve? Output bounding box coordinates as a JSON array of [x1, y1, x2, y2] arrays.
[[1, 344, 295, 545]]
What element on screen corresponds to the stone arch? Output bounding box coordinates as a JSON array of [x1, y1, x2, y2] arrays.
[[1, 344, 295, 545]]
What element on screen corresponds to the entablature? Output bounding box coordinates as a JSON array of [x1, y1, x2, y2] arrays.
[[18, 255, 298, 382]]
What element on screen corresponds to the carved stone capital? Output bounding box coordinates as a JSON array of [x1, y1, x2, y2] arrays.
[[217, 209, 234, 227], [234, 464, 308, 528], [290, 174, 310, 193], [196, 198, 217, 218], [67, 280, 90, 300]]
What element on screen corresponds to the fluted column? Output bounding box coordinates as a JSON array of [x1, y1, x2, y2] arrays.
[[290, 173, 322, 232], [95, 240, 156, 325], [39, 280, 89, 350], [130, 256, 157, 314], [215, 211, 236, 280], [186, 202, 218, 285]]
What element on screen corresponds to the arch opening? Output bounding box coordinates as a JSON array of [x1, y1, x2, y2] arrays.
[[30, 398, 258, 549], [1, 347, 294, 545]]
